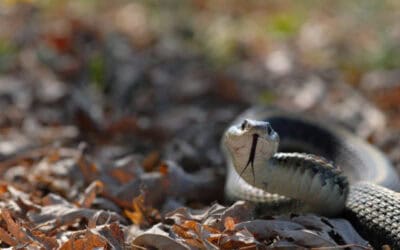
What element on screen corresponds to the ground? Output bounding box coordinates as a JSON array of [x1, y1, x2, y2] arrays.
[[0, 1, 400, 249]]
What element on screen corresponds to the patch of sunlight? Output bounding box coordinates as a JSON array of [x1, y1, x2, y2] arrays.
[[89, 52, 106, 90], [258, 90, 277, 105], [267, 13, 304, 39]]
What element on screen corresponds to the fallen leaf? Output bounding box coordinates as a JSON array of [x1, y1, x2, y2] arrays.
[[124, 194, 161, 227], [0, 227, 17, 246], [1, 209, 29, 244], [224, 216, 235, 231], [142, 151, 160, 172], [59, 230, 107, 250], [133, 223, 190, 250], [77, 180, 104, 208]]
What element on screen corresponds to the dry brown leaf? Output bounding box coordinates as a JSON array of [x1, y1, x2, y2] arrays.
[[28, 194, 125, 232], [166, 198, 229, 228], [203, 224, 221, 234], [124, 194, 161, 227], [24, 228, 59, 249], [218, 239, 257, 250], [326, 218, 371, 246], [96, 222, 125, 249], [132, 223, 190, 250], [219, 201, 255, 227], [182, 238, 206, 249], [182, 220, 200, 234], [109, 168, 136, 184], [124, 195, 145, 225], [77, 154, 99, 183], [77, 180, 104, 208], [142, 151, 160, 172], [59, 231, 108, 250], [224, 216, 235, 231], [1, 209, 29, 244], [46, 149, 61, 163], [171, 224, 192, 239], [124, 209, 143, 226], [0, 183, 9, 196], [211, 229, 257, 249], [0, 226, 17, 246], [235, 219, 303, 236], [277, 229, 336, 247], [172, 220, 224, 249], [166, 203, 370, 248], [159, 162, 169, 175], [88, 210, 106, 229]]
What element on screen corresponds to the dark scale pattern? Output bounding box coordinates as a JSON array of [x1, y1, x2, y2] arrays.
[[272, 153, 349, 196], [265, 115, 367, 182], [345, 182, 400, 248]]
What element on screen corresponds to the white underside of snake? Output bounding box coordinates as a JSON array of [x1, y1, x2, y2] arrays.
[[222, 107, 400, 248]]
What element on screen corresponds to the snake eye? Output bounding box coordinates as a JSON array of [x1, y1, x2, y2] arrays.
[[241, 120, 248, 130]]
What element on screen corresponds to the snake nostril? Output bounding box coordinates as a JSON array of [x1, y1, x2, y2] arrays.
[[241, 120, 248, 130]]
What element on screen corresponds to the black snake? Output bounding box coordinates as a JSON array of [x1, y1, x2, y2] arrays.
[[222, 107, 400, 248]]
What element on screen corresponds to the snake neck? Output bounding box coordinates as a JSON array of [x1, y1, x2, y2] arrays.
[[237, 152, 349, 216]]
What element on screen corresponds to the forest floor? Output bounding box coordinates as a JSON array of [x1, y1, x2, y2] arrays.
[[0, 1, 400, 249]]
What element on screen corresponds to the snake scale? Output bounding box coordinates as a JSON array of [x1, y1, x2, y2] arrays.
[[222, 107, 400, 248]]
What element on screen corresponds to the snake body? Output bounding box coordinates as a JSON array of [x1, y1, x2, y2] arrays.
[[222, 107, 400, 248]]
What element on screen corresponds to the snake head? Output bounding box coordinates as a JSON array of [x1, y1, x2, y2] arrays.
[[223, 119, 280, 174]]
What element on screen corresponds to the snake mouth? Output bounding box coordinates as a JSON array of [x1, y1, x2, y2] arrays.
[[239, 133, 259, 183]]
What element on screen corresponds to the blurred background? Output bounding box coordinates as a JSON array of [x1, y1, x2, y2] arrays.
[[1, 1, 400, 247], [1, 0, 400, 186]]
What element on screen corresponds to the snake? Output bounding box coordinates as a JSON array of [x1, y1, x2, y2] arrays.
[[222, 107, 400, 248]]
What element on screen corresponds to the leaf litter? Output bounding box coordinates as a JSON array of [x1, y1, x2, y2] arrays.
[[1, 1, 400, 249], [0, 144, 372, 249]]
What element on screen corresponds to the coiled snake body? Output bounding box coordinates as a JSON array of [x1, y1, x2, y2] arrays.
[[222, 107, 400, 248]]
